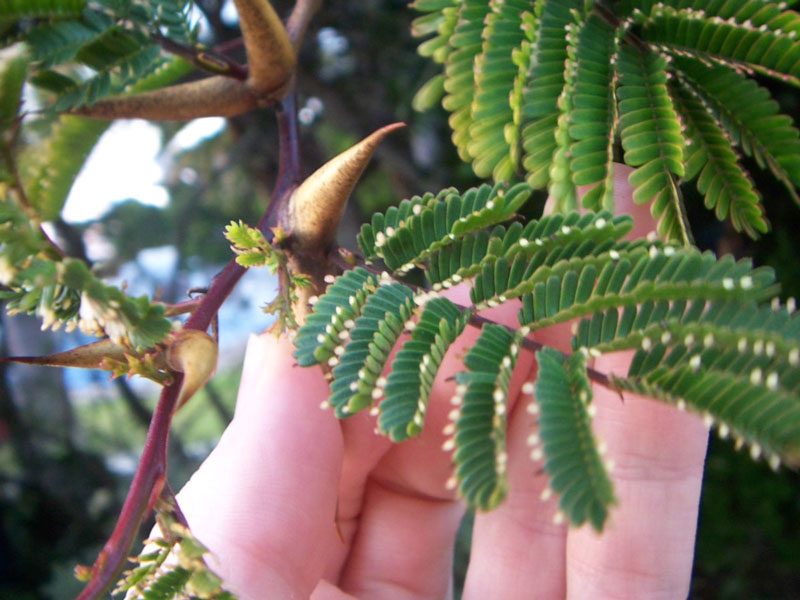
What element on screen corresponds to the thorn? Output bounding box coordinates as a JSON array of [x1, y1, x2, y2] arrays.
[[235, 0, 296, 92], [75, 76, 258, 121], [289, 123, 406, 251]]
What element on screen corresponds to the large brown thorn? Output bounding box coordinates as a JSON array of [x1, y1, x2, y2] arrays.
[[234, 0, 296, 92], [75, 76, 259, 121], [288, 122, 405, 252]]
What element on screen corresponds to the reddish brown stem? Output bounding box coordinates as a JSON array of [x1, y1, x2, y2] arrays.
[[75, 374, 182, 600], [265, 89, 302, 233], [161, 297, 203, 317], [213, 36, 245, 55], [287, 0, 323, 51], [152, 32, 249, 80], [75, 90, 302, 600]]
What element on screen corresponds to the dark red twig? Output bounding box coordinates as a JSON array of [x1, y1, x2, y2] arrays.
[[152, 32, 249, 80], [75, 373, 182, 600], [75, 89, 302, 600]]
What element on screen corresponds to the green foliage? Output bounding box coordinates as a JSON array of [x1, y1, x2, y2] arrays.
[[21, 56, 192, 223], [357, 181, 531, 274], [0, 188, 171, 349], [0, 0, 799, 592], [670, 77, 767, 237], [1, 0, 198, 112], [0, 0, 85, 21], [380, 296, 469, 440], [298, 193, 800, 529], [672, 56, 800, 205], [412, 0, 800, 241], [225, 221, 309, 330], [0, 40, 193, 354], [22, 116, 109, 221], [451, 323, 522, 510], [0, 48, 27, 132], [562, 13, 619, 213], [325, 281, 415, 418], [117, 508, 237, 600], [617, 45, 690, 244], [225, 220, 277, 268], [534, 347, 615, 530]]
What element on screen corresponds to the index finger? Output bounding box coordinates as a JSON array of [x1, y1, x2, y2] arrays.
[[176, 333, 344, 599]]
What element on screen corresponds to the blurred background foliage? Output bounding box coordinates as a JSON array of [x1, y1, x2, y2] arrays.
[[0, 1, 798, 598]]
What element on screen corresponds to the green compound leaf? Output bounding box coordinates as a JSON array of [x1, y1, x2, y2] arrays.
[[441, 0, 492, 164], [293, 267, 379, 367], [378, 297, 470, 441], [23, 115, 110, 221], [327, 282, 416, 418], [521, 0, 579, 192], [670, 78, 767, 238], [451, 323, 523, 510], [412, 0, 800, 239], [638, 5, 800, 87], [616, 44, 690, 245], [534, 347, 615, 530], [0, 48, 27, 132], [22, 56, 192, 222], [511, 247, 776, 332], [141, 567, 193, 600], [357, 181, 531, 273], [24, 11, 113, 68], [613, 326, 800, 469], [466, 0, 529, 181], [567, 13, 619, 212], [0, 187, 170, 350], [673, 55, 800, 205], [0, 0, 85, 21]]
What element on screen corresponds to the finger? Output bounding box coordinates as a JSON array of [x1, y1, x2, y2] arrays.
[[462, 347, 566, 600], [335, 292, 520, 597], [546, 163, 657, 241], [602, 164, 658, 240], [334, 312, 476, 597], [322, 410, 394, 580], [565, 351, 708, 599], [338, 481, 464, 599], [312, 578, 359, 599], [176, 333, 344, 599]]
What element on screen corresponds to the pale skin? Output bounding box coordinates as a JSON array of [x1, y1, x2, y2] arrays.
[[175, 167, 710, 599]]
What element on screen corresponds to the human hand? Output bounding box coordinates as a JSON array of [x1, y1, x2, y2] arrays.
[[175, 167, 709, 599]]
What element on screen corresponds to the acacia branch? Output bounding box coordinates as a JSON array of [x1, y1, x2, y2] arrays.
[[151, 32, 249, 80], [75, 0, 298, 122], [75, 372, 181, 600], [328, 250, 614, 390], [287, 0, 323, 51], [75, 90, 302, 600]]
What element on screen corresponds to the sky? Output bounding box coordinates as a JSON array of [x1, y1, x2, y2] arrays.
[[62, 117, 226, 223]]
